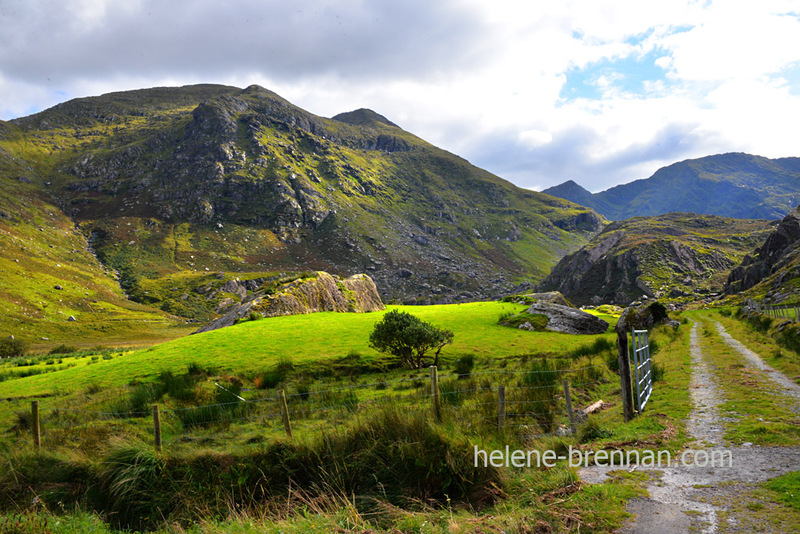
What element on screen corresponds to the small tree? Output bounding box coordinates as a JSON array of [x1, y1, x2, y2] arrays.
[[0, 338, 28, 359], [369, 310, 454, 369]]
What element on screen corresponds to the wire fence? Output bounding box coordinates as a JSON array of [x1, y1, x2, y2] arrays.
[[8, 363, 612, 454], [745, 298, 800, 322]]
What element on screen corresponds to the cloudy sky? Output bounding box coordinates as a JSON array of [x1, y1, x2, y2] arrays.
[[1, 0, 799, 192]]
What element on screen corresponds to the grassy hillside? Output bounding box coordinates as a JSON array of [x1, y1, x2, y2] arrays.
[[538, 213, 776, 306], [0, 164, 194, 347], [724, 204, 800, 305]]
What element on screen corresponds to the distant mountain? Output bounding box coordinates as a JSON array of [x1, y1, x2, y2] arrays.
[[537, 213, 776, 306], [725, 205, 800, 303], [0, 84, 603, 340], [543, 153, 800, 221]]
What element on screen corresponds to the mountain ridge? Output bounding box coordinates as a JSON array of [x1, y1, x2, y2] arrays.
[[542, 153, 800, 220]]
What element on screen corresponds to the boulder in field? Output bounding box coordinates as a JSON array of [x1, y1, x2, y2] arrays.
[[526, 302, 609, 335]]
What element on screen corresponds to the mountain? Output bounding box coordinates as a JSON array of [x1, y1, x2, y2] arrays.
[[540, 180, 612, 216], [725, 205, 800, 303], [0, 84, 603, 341], [542, 153, 800, 220], [537, 213, 776, 306]]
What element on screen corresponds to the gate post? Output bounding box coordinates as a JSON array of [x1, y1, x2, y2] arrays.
[[616, 325, 634, 422]]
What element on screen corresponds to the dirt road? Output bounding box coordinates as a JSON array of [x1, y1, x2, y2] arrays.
[[581, 319, 800, 533]]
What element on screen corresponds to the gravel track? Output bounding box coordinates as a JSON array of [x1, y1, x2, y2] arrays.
[[580, 320, 800, 533], [713, 320, 800, 402]]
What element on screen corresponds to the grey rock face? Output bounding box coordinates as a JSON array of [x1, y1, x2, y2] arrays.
[[725, 204, 800, 295], [196, 271, 384, 334]]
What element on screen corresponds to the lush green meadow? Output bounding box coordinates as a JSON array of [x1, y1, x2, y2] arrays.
[[0, 302, 617, 400], [0, 300, 674, 533]]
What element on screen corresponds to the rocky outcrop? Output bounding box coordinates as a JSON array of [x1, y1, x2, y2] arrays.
[[616, 302, 670, 332], [196, 271, 384, 333], [527, 302, 609, 335], [725, 205, 800, 295], [538, 213, 775, 306]]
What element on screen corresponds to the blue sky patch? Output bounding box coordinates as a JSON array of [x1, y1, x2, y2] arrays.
[[560, 47, 675, 102], [778, 63, 800, 96]]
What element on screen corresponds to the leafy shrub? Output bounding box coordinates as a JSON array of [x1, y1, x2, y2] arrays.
[[48, 344, 78, 355], [369, 310, 453, 369], [0, 338, 28, 359], [454, 354, 476, 378]]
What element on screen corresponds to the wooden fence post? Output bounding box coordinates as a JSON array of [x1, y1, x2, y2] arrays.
[[31, 401, 40, 452], [563, 380, 576, 435], [278, 390, 293, 439], [430, 365, 441, 422], [616, 327, 634, 422], [498, 386, 506, 429], [152, 404, 162, 452]]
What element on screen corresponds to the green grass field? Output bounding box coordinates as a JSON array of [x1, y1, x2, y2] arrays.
[[0, 300, 665, 534], [0, 302, 618, 399]]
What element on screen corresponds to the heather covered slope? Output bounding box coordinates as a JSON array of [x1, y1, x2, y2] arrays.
[[0, 142, 191, 345]]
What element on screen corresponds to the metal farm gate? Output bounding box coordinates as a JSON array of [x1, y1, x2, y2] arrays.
[[631, 329, 653, 414]]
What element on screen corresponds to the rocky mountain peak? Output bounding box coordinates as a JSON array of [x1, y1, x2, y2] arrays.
[[332, 109, 400, 129]]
